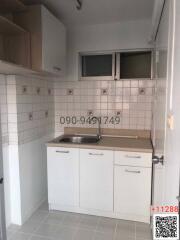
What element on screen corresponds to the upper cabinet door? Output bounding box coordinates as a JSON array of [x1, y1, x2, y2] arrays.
[[41, 6, 66, 76], [14, 5, 66, 76]]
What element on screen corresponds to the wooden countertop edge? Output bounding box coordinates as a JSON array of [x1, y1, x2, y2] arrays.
[[46, 142, 153, 153]]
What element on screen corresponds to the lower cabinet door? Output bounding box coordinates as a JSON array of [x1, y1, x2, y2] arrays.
[[47, 147, 79, 206], [80, 149, 113, 212], [114, 165, 152, 217]]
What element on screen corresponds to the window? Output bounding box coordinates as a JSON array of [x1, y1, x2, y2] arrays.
[[80, 53, 115, 80], [79, 50, 152, 80], [120, 51, 152, 79]]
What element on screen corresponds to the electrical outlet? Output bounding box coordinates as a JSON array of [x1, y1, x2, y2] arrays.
[[45, 111, 48, 118], [29, 112, 33, 121], [115, 110, 121, 116], [22, 86, 27, 94], [139, 88, 146, 95], [101, 88, 108, 95], [67, 89, 74, 95], [87, 110, 94, 116], [36, 87, 41, 95], [48, 88, 51, 95]]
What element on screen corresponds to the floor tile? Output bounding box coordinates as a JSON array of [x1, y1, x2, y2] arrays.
[[18, 220, 40, 234], [93, 231, 114, 240], [136, 239, 152, 240], [115, 220, 135, 239], [7, 224, 20, 232], [62, 212, 82, 227], [74, 228, 94, 240], [114, 236, 134, 240], [28, 211, 48, 223], [7, 230, 15, 240], [79, 214, 99, 230], [43, 212, 65, 225], [9, 232, 31, 240], [6, 206, 152, 240], [96, 217, 117, 234], [30, 236, 52, 240], [135, 222, 152, 240], [38, 201, 49, 212], [54, 225, 77, 240], [34, 223, 59, 238]]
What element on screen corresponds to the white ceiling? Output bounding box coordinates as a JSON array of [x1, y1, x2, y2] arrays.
[[24, 0, 154, 27]]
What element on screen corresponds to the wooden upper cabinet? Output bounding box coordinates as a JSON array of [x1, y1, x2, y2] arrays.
[[14, 5, 66, 76], [0, 0, 27, 14], [0, 15, 30, 68]]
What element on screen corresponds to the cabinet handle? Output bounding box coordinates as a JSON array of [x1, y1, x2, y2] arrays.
[[125, 155, 141, 159], [125, 169, 141, 174], [56, 150, 69, 154], [89, 153, 104, 156], [53, 66, 61, 71]]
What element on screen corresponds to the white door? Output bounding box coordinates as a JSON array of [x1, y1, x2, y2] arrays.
[[47, 147, 79, 207], [42, 5, 66, 75], [80, 149, 113, 212], [153, 0, 180, 210], [0, 115, 7, 239]]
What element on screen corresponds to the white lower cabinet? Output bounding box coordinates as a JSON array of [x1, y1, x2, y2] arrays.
[[79, 149, 113, 211], [47, 147, 152, 223], [47, 147, 79, 207], [114, 165, 152, 221]]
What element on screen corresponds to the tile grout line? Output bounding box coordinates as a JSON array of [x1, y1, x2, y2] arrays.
[[10, 202, 152, 240], [113, 220, 118, 240], [25, 209, 51, 240], [28, 208, 64, 240], [91, 216, 101, 240], [71, 214, 83, 240]]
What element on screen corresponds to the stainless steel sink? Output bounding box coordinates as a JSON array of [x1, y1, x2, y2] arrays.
[[58, 134, 100, 144]]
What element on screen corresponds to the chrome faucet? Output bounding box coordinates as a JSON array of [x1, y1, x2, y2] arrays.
[[90, 116, 101, 139]]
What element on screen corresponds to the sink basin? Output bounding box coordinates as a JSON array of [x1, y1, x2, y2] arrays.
[[58, 134, 100, 144]]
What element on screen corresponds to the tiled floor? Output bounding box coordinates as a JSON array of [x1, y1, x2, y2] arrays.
[[7, 202, 152, 240]]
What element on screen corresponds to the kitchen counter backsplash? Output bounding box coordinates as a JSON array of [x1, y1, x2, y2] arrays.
[[6, 75, 55, 145], [54, 79, 154, 136]]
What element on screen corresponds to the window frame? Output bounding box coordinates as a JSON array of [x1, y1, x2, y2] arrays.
[[79, 51, 116, 81], [78, 49, 153, 81], [117, 50, 153, 80]]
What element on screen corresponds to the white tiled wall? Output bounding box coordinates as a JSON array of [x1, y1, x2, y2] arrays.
[[54, 79, 154, 136], [7, 75, 55, 145], [1, 76, 154, 143]]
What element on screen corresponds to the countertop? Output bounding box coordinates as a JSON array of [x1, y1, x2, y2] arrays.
[[47, 135, 153, 153]]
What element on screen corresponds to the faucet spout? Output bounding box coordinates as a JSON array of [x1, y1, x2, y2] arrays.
[[90, 117, 101, 139]]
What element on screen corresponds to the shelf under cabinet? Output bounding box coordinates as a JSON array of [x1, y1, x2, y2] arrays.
[[0, 0, 27, 14], [0, 15, 28, 34], [0, 59, 60, 77]]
